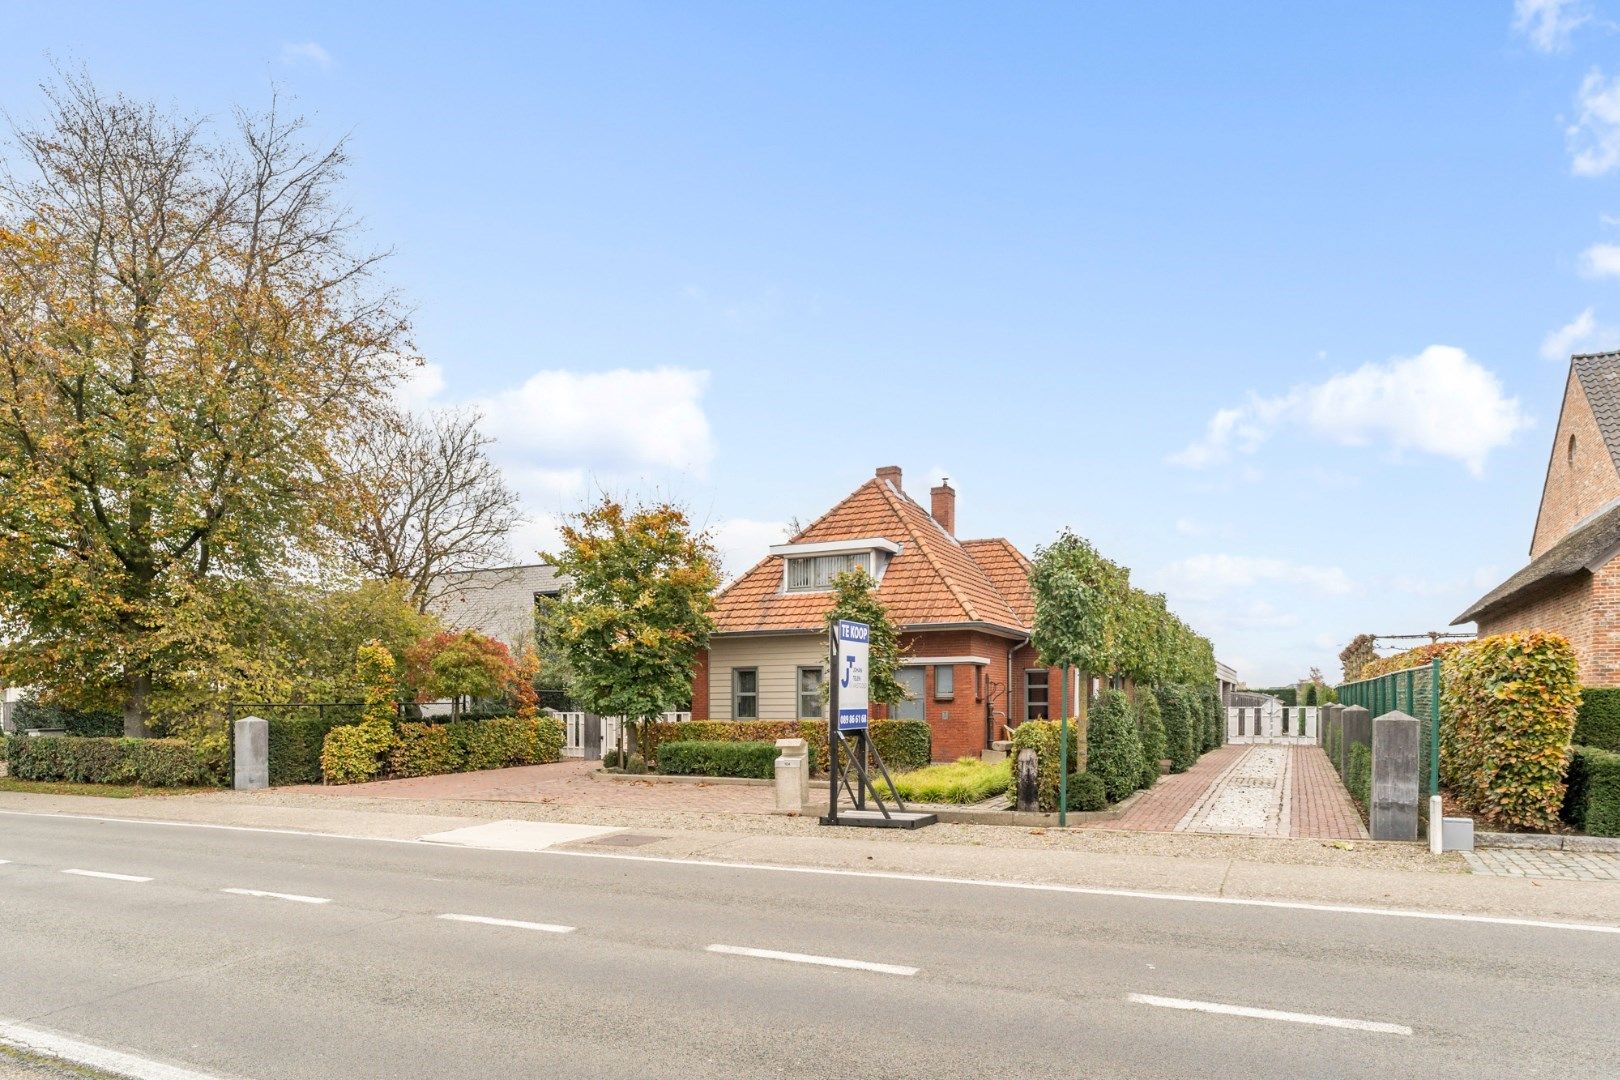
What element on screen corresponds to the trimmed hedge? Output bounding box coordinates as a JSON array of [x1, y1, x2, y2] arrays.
[[649, 719, 930, 774], [1574, 688, 1620, 753], [5, 736, 211, 787], [1133, 691, 1167, 789], [11, 697, 122, 737], [1248, 686, 1298, 707], [657, 739, 779, 779], [1200, 685, 1223, 751], [321, 722, 393, 785], [1068, 770, 1108, 812], [268, 714, 351, 786], [386, 716, 565, 779], [1562, 746, 1620, 837], [1009, 719, 1081, 812], [1441, 630, 1580, 830], [1088, 690, 1143, 804], [1156, 686, 1198, 772], [1346, 742, 1372, 811]]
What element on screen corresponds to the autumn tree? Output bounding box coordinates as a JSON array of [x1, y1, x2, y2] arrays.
[[406, 629, 519, 720], [1339, 634, 1378, 683], [824, 567, 908, 710], [546, 497, 719, 765], [0, 75, 411, 733], [333, 406, 521, 613]]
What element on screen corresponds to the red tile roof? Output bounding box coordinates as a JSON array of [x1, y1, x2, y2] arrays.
[[713, 474, 1033, 636]]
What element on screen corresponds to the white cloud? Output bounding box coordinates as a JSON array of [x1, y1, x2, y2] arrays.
[[1568, 69, 1620, 177], [1541, 307, 1620, 359], [1149, 554, 1355, 605], [1515, 0, 1591, 53], [474, 367, 714, 477], [1580, 242, 1620, 277], [393, 360, 447, 411], [280, 42, 334, 69], [1168, 345, 1529, 477]]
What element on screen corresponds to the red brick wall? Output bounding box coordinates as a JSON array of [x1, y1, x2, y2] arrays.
[[1531, 373, 1620, 558], [1477, 574, 1597, 681], [690, 650, 710, 716]]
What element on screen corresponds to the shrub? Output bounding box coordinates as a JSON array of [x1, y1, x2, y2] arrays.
[[1562, 746, 1620, 837], [868, 719, 931, 772], [1346, 742, 1372, 812], [1574, 688, 1620, 753], [884, 758, 1010, 804], [1087, 690, 1143, 804], [1133, 692, 1167, 789], [6, 736, 210, 786], [460, 717, 539, 771], [390, 723, 462, 778], [535, 716, 565, 764], [657, 739, 779, 779], [267, 713, 351, 786], [1157, 686, 1197, 772], [320, 723, 394, 784], [647, 718, 929, 775], [1441, 630, 1580, 830], [1201, 685, 1223, 750], [1248, 686, 1298, 707], [1068, 770, 1107, 811], [1008, 718, 1080, 812]]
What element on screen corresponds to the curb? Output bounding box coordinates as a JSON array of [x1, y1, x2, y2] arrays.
[[1475, 831, 1620, 853]]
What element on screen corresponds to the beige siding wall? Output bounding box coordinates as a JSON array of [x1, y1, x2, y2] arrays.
[[706, 634, 826, 720]]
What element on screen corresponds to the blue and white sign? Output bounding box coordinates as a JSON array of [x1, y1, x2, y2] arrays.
[[834, 619, 870, 731]]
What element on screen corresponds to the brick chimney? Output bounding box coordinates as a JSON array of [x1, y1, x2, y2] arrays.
[[875, 465, 902, 490], [930, 478, 956, 535]]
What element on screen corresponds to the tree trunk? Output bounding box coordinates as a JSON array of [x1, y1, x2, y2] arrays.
[[122, 671, 153, 738]]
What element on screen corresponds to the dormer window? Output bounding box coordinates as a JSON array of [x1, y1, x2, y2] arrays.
[[770, 537, 902, 594]]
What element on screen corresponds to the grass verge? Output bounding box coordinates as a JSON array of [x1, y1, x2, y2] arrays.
[[0, 778, 216, 799]]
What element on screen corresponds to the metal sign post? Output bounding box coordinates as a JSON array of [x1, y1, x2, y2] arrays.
[[821, 618, 935, 830]]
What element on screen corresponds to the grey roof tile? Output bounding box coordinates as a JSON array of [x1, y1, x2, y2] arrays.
[[1573, 352, 1620, 474], [427, 563, 563, 644]]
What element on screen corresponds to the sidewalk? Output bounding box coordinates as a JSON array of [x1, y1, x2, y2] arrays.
[[2, 787, 1617, 928]]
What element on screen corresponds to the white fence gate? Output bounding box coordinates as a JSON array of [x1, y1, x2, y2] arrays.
[[1226, 702, 1317, 744], [556, 710, 692, 760]]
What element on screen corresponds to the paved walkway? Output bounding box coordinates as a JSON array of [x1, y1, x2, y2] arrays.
[[1107, 743, 1367, 840], [1463, 848, 1620, 882], [283, 758, 780, 815]]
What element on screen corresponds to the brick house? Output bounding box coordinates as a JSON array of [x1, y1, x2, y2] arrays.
[[1454, 352, 1620, 684], [691, 466, 1103, 762]]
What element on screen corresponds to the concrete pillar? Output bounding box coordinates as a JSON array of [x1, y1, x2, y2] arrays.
[[774, 738, 809, 814], [233, 714, 269, 791], [1015, 748, 1039, 812], [1371, 711, 1420, 841], [1318, 703, 1340, 749], [1338, 706, 1369, 777]]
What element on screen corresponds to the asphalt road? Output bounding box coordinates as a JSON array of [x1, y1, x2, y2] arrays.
[[0, 812, 1615, 1079]]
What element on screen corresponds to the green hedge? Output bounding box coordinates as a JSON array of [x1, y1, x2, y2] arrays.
[[1088, 690, 1143, 804], [1442, 630, 1580, 830], [1009, 719, 1081, 812], [1574, 688, 1620, 753], [5, 736, 211, 787], [1249, 686, 1298, 707], [268, 714, 352, 786], [1346, 742, 1371, 811], [1562, 746, 1620, 837], [1200, 685, 1223, 750], [1156, 686, 1198, 772], [386, 716, 565, 779], [1068, 770, 1108, 812], [650, 719, 929, 774], [11, 697, 122, 737], [1133, 692, 1167, 789], [657, 739, 779, 779]]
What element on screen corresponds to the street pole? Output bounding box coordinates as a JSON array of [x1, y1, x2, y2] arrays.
[[1429, 656, 1441, 799], [1059, 663, 1069, 827], [827, 622, 839, 824]]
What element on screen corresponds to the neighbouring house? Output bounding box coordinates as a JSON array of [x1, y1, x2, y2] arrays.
[[426, 563, 564, 647], [693, 465, 1109, 762], [1455, 351, 1620, 684]]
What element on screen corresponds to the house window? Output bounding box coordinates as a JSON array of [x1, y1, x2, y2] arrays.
[[732, 668, 758, 719], [934, 665, 954, 701], [797, 667, 823, 719], [1569, 433, 1577, 466], [786, 552, 868, 592], [1024, 670, 1050, 720]]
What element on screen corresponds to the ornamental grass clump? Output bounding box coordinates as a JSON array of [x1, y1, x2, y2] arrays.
[[1441, 630, 1579, 831], [884, 758, 1011, 804]]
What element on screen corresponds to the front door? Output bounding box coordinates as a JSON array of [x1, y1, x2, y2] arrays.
[[894, 667, 926, 721]]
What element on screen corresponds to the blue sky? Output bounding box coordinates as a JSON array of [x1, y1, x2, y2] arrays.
[[6, 1, 1620, 685]]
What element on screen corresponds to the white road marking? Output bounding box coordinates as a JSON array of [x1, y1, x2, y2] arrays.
[[61, 868, 151, 882], [0, 1018, 220, 1080], [1128, 993, 1413, 1035], [221, 888, 331, 905], [437, 913, 574, 934], [706, 944, 918, 976], [4, 808, 1618, 937]]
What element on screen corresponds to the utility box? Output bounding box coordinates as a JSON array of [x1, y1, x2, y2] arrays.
[[774, 738, 809, 813]]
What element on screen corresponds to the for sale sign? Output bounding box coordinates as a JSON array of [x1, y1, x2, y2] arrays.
[[834, 620, 870, 731]]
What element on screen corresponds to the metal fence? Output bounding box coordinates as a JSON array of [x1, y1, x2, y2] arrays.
[[1337, 657, 1442, 799]]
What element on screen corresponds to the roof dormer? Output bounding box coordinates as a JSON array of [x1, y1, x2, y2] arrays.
[[768, 537, 901, 593]]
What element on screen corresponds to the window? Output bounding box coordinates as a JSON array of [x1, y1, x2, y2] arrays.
[[1569, 433, 1578, 466], [732, 668, 758, 719], [797, 667, 823, 719], [786, 552, 868, 592], [1024, 670, 1050, 720], [934, 665, 955, 701]]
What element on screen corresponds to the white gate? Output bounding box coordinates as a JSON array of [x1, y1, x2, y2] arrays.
[[1226, 702, 1317, 744], [556, 710, 692, 759]]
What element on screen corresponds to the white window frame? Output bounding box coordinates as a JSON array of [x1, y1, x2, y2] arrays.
[[797, 666, 824, 719], [732, 668, 759, 720], [784, 551, 872, 593], [934, 665, 954, 701], [772, 538, 901, 593]]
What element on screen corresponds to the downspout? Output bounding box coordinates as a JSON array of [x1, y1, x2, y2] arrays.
[[1006, 634, 1030, 740]]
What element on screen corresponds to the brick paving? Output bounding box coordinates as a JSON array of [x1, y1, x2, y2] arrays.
[[282, 758, 781, 815], [1103, 743, 1367, 840], [1462, 848, 1620, 881], [1288, 744, 1370, 840]]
